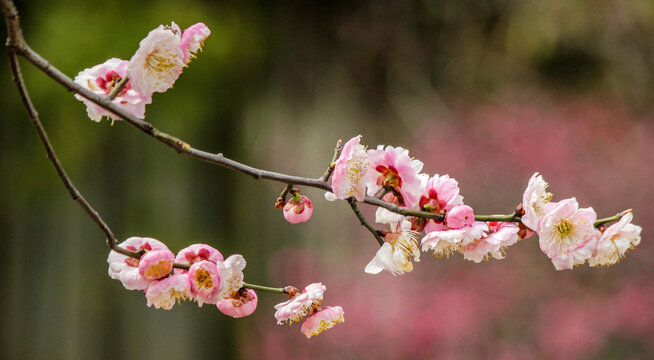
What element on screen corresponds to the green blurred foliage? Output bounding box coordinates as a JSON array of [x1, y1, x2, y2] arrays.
[[1, 0, 653, 359]]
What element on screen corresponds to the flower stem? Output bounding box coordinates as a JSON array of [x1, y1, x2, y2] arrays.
[[243, 282, 286, 294], [594, 209, 631, 228]]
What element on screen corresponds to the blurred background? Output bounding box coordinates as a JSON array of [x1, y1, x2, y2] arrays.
[[1, 0, 653, 359]]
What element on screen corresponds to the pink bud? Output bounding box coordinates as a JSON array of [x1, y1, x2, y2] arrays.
[[138, 249, 175, 280], [446, 204, 475, 229], [217, 289, 258, 318], [283, 195, 314, 224]]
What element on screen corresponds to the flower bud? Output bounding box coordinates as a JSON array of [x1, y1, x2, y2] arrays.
[[283, 195, 314, 224], [446, 204, 475, 229]]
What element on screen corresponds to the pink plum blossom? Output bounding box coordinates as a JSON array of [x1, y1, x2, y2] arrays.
[[365, 221, 420, 276], [460, 222, 520, 263], [283, 195, 313, 224], [329, 135, 369, 201], [217, 289, 258, 318], [537, 198, 597, 270], [145, 274, 191, 310], [138, 249, 175, 280], [421, 221, 489, 258], [419, 174, 464, 213], [522, 172, 553, 231], [589, 212, 641, 267], [364, 145, 424, 209], [188, 260, 227, 306], [107, 236, 169, 290], [374, 174, 428, 226], [128, 23, 185, 95], [275, 283, 326, 325], [73, 58, 152, 122], [300, 306, 345, 339], [174, 243, 224, 274], [446, 204, 475, 229], [180, 23, 211, 64]]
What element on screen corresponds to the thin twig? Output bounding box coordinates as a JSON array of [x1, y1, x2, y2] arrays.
[[319, 139, 343, 182], [5, 50, 139, 258], [106, 75, 129, 100], [347, 198, 385, 246], [242, 282, 286, 294]]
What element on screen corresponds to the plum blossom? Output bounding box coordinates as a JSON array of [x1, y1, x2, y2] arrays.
[[421, 221, 489, 258], [374, 174, 428, 226], [275, 283, 326, 325], [419, 174, 464, 213], [301, 306, 345, 339], [522, 172, 553, 231], [589, 212, 641, 267], [537, 198, 597, 270], [107, 236, 169, 290], [216, 254, 246, 299], [283, 195, 313, 224], [128, 23, 185, 95], [174, 243, 224, 274], [365, 221, 420, 275], [74, 58, 152, 122], [328, 135, 369, 201], [138, 249, 174, 280], [446, 204, 475, 229], [188, 260, 228, 306], [217, 289, 258, 318], [179, 23, 211, 63], [364, 145, 424, 209], [460, 222, 520, 263], [145, 274, 192, 310]]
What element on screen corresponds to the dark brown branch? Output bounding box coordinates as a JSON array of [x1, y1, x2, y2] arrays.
[[347, 198, 384, 246], [5, 50, 139, 258]]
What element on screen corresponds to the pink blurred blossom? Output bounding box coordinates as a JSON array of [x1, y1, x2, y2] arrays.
[[300, 306, 345, 338]]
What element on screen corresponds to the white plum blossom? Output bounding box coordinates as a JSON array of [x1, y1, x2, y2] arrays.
[[522, 172, 553, 231], [365, 221, 420, 276], [145, 274, 192, 310], [537, 198, 597, 270], [275, 283, 326, 325], [421, 221, 489, 258], [460, 222, 520, 263], [128, 23, 185, 95], [589, 212, 641, 267]]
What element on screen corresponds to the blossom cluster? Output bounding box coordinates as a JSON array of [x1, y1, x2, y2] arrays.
[[274, 283, 344, 338], [74, 22, 211, 122], [107, 237, 257, 318], [521, 173, 641, 270], [310, 136, 642, 273]]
